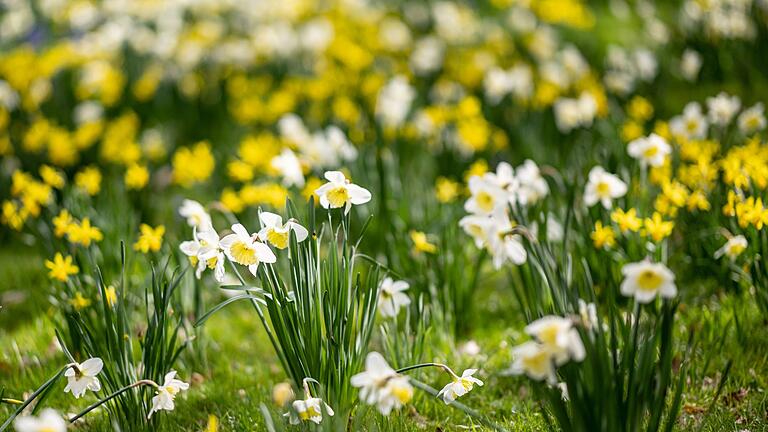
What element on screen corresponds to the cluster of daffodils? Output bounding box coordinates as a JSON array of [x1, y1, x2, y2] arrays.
[[459, 161, 550, 268]]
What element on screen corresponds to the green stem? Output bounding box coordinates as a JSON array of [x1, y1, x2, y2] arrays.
[[0, 365, 70, 432], [396, 363, 459, 380], [68, 380, 158, 423]]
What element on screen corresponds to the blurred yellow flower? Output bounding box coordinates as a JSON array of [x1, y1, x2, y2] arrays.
[[302, 177, 324, 203], [53, 209, 74, 237], [75, 166, 102, 196], [464, 160, 489, 181], [134, 224, 165, 253], [125, 164, 150, 190], [45, 253, 79, 282], [220, 188, 244, 214], [410, 230, 437, 254], [643, 213, 674, 242], [173, 141, 215, 187], [627, 96, 653, 122], [435, 177, 460, 203], [1, 200, 27, 230], [104, 285, 118, 307], [611, 208, 642, 233], [70, 292, 91, 311], [68, 217, 103, 247], [39, 165, 65, 189], [591, 221, 615, 249]]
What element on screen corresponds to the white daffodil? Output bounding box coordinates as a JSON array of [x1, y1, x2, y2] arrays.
[[465, 174, 507, 216], [178, 199, 211, 229], [525, 316, 585, 366], [257, 212, 309, 250], [515, 159, 549, 205], [270, 148, 305, 187], [706, 92, 741, 126], [459, 214, 493, 248], [578, 299, 600, 331], [13, 409, 67, 432], [715, 235, 748, 260], [680, 49, 702, 82], [375, 75, 415, 128], [314, 171, 372, 214], [508, 341, 557, 384], [180, 227, 225, 282], [486, 211, 527, 268], [627, 133, 671, 168], [351, 352, 414, 415], [670, 102, 708, 140], [64, 357, 103, 398], [148, 371, 189, 418], [583, 166, 627, 209], [378, 278, 411, 318], [220, 223, 277, 276], [620, 260, 677, 303], [437, 369, 483, 404], [738, 103, 766, 134], [286, 397, 335, 425]]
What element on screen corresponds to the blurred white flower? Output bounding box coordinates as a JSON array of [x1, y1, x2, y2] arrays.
[[378, 278, 411, 318], [179, 199, 212, 230], [437, 369, 483, 404], [13, 409, 67, 432], [270, 149, 305, 187], [707, 92, 741, 126], [64, 357, 103, 398], [314, 171, 372, 214], [670, 102, 708, 140], [738, 103, 766, 134], [351, 352, 413, 415], [220, 224, 277, 276], [680, 49, 702, 82], [525, 316, 585, 365], [554, 93, 597, 133], [376, 75, 415, 128], [286, 397, 334, 425], [508, 341, 557, 384], [148, 371, 189, 418], [379, 18, 412, 52], [620, 260, 677, 303], [464, 174, 508, 216], [583, 166, 627, 209], [715, 235, 747, 260], [627, 133, 671, 168], [515, 159, 550, 205]]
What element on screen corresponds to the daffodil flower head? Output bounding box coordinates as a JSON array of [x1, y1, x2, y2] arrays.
[[377, 277, 411, 318], [148, 371, 189, 418], [64, 357, 103, 398], [180, 227, 225, 282], [508, 341, 557, 384], [715, 235, 748, 260], [314, 171, 371, 214], [437, 369, 483, 404], [178, 199, 212, 229], [351, 352, 414, 415], [285, 379, 334, 425], [584, 166, 627, 209], [620, 260, 677, 303], [257, 212, 308, 250], [220, 223, 277, 276], [13, 408, 67, 432], [525, 316, 585, 366]]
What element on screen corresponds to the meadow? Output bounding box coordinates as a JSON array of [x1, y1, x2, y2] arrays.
[[1, 0, 768, 431]]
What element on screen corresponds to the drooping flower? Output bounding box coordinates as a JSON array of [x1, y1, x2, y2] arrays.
[[45, 253, 79, 282], [378, 278, 411, 318], [351, 352, 414, 415], [13, 408, 67, 432], [314, 171, 371, 214], [286, 397, 334, 425], [525, 316, 585, 366], [148, 371, 189, 418], [583, 166, 627, 209], [179, 199, 212, 229], [620, 260, 677, 303], [64, 357, 103, 398], [627, 133, 671, 168], [257, 212, 308, 250], [715, 235, 748, 260], [220, 223, 276, 276], [437, 369, 483, 404]]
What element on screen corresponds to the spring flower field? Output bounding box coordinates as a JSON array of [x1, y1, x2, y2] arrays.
[[3, 0, 768, 430]]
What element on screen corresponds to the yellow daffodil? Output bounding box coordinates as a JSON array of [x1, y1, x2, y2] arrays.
[[70, 292, 91, 310], [591, 221, 615, 249], [134, 224, 165, 253], [643, 212, 674, 242], [410, 230, 437, 254], [45, 253, 79, 282], [67, 217, 103, 247]]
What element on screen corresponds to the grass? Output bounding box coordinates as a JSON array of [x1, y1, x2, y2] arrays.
[[1, 245, 766, 431]]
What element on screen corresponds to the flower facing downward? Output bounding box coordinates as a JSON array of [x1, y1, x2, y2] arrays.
[[627, 133, 671, 168], [437, 369, 484, 404], [715, 235, 748, 260], [178, 199, 212, 229], [180, 227, 225, 282], [13, 408, 67, 432], [620, 260, 677, 303], [64, 357, 103, 398], [288, 397, 335, 425], [314, 171, 371, 214], [351, 352, 414, 415], [220, 224, 277, 276], [583, 166, 627, 209], [149, 371, 189, 418], [257, 212, 309, 250], [377, 278, 411, 318]]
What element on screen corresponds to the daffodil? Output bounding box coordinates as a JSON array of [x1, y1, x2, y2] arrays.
[[611, 208, 642, 232], [627, 133, 670, 168], [508, 341, 557, 384], [514, 159, 549, 205], [525, 316, 585, 366], [257, 212, 308, 250], [314, 171, 371, 214], [285, 379, 335, 425], [52, 209, 74, 238], [409, 230, 437, 254], [220, 223, 276, 276], [134, 224, 165, 253], [13, 409, 67, 432], [715, 235, 748, 260], [437, 369, 483, 404], [45, 252, 79, 282], [706, 92, 740, 126], [67, 217, 103, 247], [70, 292, 91, 310], [583, 166, 627, 209], [270, 148, 305, 187], [378, 278, 411, 318], [180, 227, 225, 282], [148, 371, 189, 418], [643, 212, 674, 242], [351, 352, 414, 415], [620, 260, 676, 303], [64, 357, 103, 398], [464, 174, 507, 215], [591, 221, 615, 249], [179, 199, 212, 229]]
